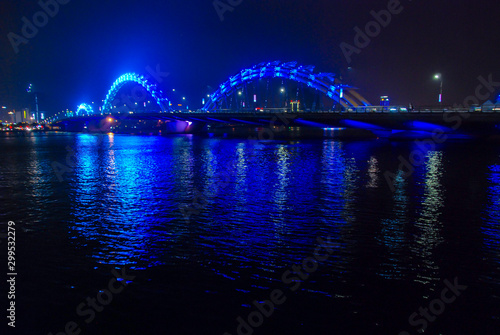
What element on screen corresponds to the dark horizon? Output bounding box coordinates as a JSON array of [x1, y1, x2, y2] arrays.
[[1, 0, 500, 115]]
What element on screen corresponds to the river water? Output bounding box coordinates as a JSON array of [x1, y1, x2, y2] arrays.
[[0, 132, 499, 334]]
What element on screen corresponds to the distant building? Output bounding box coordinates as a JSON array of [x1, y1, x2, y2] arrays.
[[380, 96, 390, 106], [13, 108, 32, 123], [481, 100, 500, 112], [15, 112, 22, 123], [0, 110, 15, 123]]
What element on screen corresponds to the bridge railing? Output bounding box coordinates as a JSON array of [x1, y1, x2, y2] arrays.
[[45, 105, 496, 124], [342, 106, 474, 113], [197, 106, 475, 114]]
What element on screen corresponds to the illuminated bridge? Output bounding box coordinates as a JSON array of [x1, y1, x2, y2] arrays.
[[47, 61, 500, 138]]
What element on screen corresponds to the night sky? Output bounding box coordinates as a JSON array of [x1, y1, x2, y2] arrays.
[[1, 0, 500, 115]]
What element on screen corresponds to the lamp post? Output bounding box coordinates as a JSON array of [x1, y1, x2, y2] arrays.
[[434, 74, 443, 106], [280, 88, 286, 111]]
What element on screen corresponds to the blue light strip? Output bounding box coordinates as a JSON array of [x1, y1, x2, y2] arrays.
[[77, 103, 94, 116], [203, 61, 356, 112], [102, 73, 172, 113]]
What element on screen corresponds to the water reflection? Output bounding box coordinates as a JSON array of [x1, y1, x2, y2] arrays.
[[21, 136, 450, 287], [319, 140, 358, 277], [271, 145, 291, 226], [68, 134, 189, 267], [376, 170, 408, 280], [484, 164, 500, 277], [411, 151, 445, 288], [366, 156, 380, 188], [1, 133, 499, 334], [25, 135, 54, 225]]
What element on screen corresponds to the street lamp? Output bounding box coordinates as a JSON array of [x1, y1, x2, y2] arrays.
[[434, 73, 443, 105]]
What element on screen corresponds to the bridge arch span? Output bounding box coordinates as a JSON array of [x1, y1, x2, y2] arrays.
[[76, 103, 94, 116], [102, 73, 171, 113], [203, 61, 371, 111]]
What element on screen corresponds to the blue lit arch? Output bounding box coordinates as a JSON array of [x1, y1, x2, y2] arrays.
[[102, 73, 171, 113], [203, 61, 371, 111], [76, 103, 94, 116]]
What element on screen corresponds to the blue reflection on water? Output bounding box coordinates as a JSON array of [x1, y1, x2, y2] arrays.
[[411, 151, 445, 288], [2, 133, 500, 334], [69, 134, 191, 267], [484, 164, 500, 269]]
